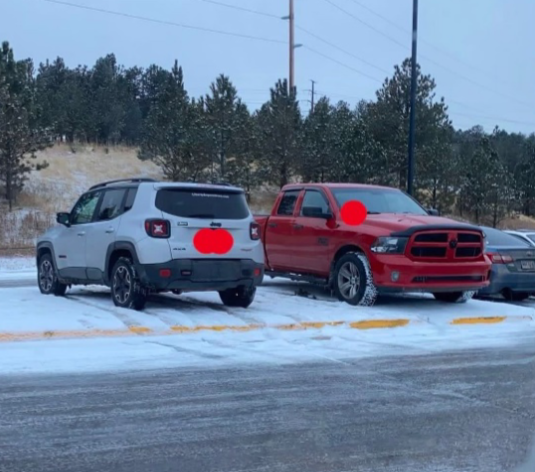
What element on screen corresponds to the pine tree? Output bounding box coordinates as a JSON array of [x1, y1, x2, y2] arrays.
[[255, 79, 302, 189], [205, 74, 244, 181], [301, 97, 332, 182], [139, 61, 207, 181], [0, 42, 51, 210]]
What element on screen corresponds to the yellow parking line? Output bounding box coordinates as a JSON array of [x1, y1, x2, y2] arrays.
[[451, 317, 507, 325], [350, 319, 410, 330]]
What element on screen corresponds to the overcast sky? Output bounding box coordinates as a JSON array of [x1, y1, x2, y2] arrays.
[[2, 0, 535, 133]]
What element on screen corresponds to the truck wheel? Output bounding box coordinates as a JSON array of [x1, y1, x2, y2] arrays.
[[333, 253, 377, 306], [38, 253, 67, 296], [219, 286, 256, 308], [111, 257, 148, 311], [433, 291, 474, 303]]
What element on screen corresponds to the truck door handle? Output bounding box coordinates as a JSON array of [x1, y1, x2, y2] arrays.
[[105, 228, 115, 234], [268, 223, 278, 228], [77, 231, 86, 237], [293, 224, 304, 230]]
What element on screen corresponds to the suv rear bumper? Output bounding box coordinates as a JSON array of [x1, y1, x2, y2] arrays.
[[136, 259, 264, 291], [371, 254, 492, 293]]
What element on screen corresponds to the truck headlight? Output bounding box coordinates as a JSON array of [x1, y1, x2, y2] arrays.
[[371, 236, 408, 254]]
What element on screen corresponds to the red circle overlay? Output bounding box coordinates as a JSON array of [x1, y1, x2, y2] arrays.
[[193, 228, 234, 255], [340, 200, 367, 226]]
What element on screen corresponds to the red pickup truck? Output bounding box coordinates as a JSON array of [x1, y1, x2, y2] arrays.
[[255, 183, 492, 306]]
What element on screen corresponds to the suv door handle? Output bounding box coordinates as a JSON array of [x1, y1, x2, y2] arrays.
[[293, 224, 304, 230], [105, 228, 115, 234], [77, 231, 86, 237], [268, 223, 278, 228]]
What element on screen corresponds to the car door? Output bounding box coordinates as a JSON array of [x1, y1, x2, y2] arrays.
[[54, 190, 103, 279], [292, 189, 334, 275], [264, 189, 302, 271], [84, 187, 129, 281]]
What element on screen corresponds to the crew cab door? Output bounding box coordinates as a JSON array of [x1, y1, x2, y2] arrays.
[[264, 189, 301, 270], [292, 189, 335, 275]]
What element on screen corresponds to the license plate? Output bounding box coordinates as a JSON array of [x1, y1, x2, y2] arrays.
[[521, 260, 535, 271]]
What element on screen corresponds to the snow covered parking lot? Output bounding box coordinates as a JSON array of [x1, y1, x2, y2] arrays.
[[1, 256, 535, 375]]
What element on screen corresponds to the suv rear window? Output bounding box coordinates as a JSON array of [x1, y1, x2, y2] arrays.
[[155, 188, 250, 220]]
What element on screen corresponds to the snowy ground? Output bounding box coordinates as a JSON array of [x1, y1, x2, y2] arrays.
[[1, 255, 535, 375]]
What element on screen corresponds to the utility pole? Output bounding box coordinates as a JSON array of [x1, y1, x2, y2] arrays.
[[289, 0, 295, 92], [310, 79, 316, 112], [407, 0, 419, 196]]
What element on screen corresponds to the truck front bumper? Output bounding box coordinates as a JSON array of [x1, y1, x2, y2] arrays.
[[371, 254, 491, 293]]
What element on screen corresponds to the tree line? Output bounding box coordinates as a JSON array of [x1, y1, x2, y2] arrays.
[[0, 40, 534, 226]]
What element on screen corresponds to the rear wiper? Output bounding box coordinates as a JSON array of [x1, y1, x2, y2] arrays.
[[367, 211, 381, 215]]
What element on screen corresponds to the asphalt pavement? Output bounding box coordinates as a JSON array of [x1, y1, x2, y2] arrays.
[[1, 341, 535, 472]]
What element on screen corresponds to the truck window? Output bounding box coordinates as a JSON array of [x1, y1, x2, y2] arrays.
[[277, 190, 300, 216], [300, 190, 330, 216]]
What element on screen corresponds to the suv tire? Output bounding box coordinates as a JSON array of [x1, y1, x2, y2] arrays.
[[38, 253, 67, 296], [219, 286, 256, 308], [111, 257, 148, 311], [333, 252, 377, 306], [433, 291, 473, 303]]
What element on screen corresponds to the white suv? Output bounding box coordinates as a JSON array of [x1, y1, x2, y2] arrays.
[[36, 178, 264, 310]]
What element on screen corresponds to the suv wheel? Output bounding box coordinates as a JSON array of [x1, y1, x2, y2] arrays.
[[219, 286, 256, 308], [38, 253, 67, 296], [111, 257, 147, 311], [333, 253, 377, 306], [433, 291, 474, 303]]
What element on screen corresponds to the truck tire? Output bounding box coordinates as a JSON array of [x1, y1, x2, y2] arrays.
[[333, 253, 377, 306], [433, 291, 474, 303], [110, 257, 148, 311], [219, 286, 256, 308], [38, 253, 68, 296]]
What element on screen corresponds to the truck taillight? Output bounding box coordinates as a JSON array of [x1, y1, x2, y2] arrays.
[[250, 222, 260, 241], [145, 219, 170, 238], [487, 253, 513, 264]]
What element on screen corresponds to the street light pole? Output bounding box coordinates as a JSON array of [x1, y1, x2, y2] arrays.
[[407, 0, 419, 196], [289, 0, 295, 92]]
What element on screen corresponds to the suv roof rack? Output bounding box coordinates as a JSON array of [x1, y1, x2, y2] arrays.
[[89, 178, 158, 190]]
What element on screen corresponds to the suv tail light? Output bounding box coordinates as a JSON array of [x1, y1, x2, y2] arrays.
[[487, 252, 513, 264], [145, 219, 170, 238], [250, 222, 260, 241]]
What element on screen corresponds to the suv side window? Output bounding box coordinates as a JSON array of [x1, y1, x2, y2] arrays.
[[124, 188, 138, 212], [70, 191, 102, 225], [277, 190, 300, 216], [96, 189, 127, 221], [300, 190, 330, 216]]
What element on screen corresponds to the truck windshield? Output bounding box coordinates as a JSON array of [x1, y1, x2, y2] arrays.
[[331, 188, 428, 215]]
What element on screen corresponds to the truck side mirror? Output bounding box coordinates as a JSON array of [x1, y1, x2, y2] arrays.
[[427, 208, 440, 216]]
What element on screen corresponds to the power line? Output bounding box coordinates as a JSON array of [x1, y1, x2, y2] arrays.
[[343, 0, 518, 87], [195, 0, 280, 19], [192, 0, 391, 78], [304, 46, 382, 83], [322, 0, 535, 111], [296, 25, 390, 75], [42, 0, 286, 44]]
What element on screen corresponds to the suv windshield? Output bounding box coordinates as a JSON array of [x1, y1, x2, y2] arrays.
[[155, 188, 250, 220], [331, 188, 428, 215]]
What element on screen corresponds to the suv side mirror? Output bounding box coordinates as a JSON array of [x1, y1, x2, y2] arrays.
[[56, 212, 71, 227], [427, 208, 440, 216]]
